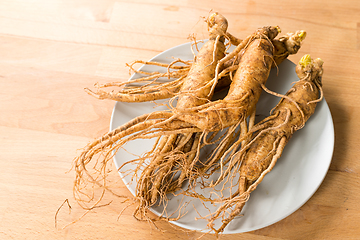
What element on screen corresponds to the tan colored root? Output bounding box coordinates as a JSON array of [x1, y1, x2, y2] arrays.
[[173, 27, 280, 132], [87, 28, 306, 103], [127, 59, 191, 72], [148, 134, 180, 203], [135, 135, 173, 202], [225, 31, 242, 46], [73, 108, 203, 203], [74, 13, 233, 225], [175, 108, 286, 206], [208, 136, 287, 236], [85, 83, 179, 102], [261, 83, 306, 129], [149, 27, 281, 209], [85, 57, 192, 102], [174, 133, 201, 187], [199, 122, 242, 180], [197, 55, 324, 235], [129, 13, 233, 212], [204, 109, 258, 189], [211, 109, 289, 189]]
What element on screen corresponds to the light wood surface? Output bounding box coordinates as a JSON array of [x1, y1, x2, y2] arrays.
[[1, 1, 359, 239]]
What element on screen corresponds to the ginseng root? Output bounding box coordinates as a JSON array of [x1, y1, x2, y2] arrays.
[[85, 58, 191, 102], [205, 54, 324, 235], [171, 26, 281, 189], [146, 25, 291, 201], [73, 12, 233, 221], [86, 28, 306, 105], [135, 11, 230, 210], [73, 23, 280, 221]]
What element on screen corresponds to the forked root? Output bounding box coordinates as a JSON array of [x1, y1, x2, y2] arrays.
[[195, 54, 323, 235], [207, 136, 287, 236]]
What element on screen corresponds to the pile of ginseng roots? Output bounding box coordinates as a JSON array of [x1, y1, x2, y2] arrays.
[[73, 12, 324, 237]]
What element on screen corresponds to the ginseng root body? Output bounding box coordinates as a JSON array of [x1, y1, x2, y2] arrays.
[[207, 54, 324, 235], [85, 13, 229, 103], [86, 29, 306, 104], [176, 27, 280, 132], [73, 23, 281, 221], [136, 12, 229, 206], [170, 27, 282, 188], [73, 12, 233, 220]]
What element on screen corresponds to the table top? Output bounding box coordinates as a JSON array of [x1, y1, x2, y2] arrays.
[[1, 1, 359, 239]]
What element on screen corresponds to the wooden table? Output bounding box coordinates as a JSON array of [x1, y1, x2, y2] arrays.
[[1, 1, 359, 239]]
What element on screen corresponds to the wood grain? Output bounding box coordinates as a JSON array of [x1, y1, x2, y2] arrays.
[[1, 0, 359, 239]]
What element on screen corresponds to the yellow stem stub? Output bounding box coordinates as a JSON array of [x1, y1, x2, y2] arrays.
[[298, 30, 306, 40], [275, 26, 281, 34], [300, 54, 312, 68]]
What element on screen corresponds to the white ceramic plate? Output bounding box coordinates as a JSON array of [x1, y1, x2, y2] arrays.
[[110, 42, 334, 233]]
